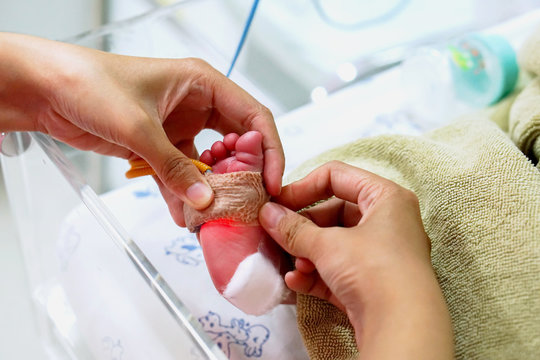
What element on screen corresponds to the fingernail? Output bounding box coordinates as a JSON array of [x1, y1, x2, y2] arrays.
[[260, 202, 286, 229], [186, 182, 213, 208]]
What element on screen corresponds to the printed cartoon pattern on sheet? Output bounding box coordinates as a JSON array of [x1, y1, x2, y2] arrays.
[[102, 336, 124, 360], [199, 311, 270, 358], [164, 233, 204, 266]]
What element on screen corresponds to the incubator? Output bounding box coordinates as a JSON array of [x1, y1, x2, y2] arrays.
[[2, 1, 540, 359]]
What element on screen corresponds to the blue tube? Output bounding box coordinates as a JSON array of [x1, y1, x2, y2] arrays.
[[226, 0, 260, 77]]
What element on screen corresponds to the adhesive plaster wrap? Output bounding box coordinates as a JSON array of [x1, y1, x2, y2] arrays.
[[184, 171, 270, 232]]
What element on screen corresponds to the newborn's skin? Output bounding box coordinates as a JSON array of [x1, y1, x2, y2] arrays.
[[200, 132, 263, 174], [198, 131, 288, 314]]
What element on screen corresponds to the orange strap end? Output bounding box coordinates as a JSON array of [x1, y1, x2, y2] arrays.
[[125, 158, 212, 179]]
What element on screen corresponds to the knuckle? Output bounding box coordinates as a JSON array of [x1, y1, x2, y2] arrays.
[[326, 160, 351, 173], [279, 216, 312, 252], [402, 188, 420, 205], [385, 183, 420, 207], [258, 105, 273, 120], [183, 58, 217, 84], [160, 155, 196, 188], [184, 57, 211, 71], [121, 111, 156, 147], [326, 160, 346, 168], [245, 103, 274, 129], [317, 160, 339, 174], [395, 186, 419, 205]]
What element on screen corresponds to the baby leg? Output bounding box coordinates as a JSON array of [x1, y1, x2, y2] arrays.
[[192, 131, 289, 315]]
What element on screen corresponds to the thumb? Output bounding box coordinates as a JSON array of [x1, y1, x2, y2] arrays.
[[259, 202, 323, 261], [144, 140, 214, 210]]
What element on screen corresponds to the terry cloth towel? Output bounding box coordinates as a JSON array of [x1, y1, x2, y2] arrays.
[[288, 29, 540, 360], [510, 26, 540, 166]]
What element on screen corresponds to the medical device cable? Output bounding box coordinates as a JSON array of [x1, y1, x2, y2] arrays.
[[226, 0, 260, 77], [312, 0, 411, 31]]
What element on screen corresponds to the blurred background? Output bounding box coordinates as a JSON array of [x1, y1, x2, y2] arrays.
[[1, 0, 539, 358]]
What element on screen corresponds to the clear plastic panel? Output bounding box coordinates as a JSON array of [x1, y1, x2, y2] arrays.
[[1, 132, 226, 359]]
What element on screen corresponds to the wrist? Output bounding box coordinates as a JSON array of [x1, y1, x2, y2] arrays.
[[0, 33, 53, 132], [351, 261, 454, 359]]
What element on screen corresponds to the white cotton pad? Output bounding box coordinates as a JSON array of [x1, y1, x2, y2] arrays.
[[223, 252, 286, 316]]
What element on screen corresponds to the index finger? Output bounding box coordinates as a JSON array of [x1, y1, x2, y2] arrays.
[[259, 202, 325, 260], [277, 161, 394, 215]]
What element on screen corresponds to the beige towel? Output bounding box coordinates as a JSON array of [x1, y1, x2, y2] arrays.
[[510, 26, 540, 166], [509, 78, 540, 165], [290, 27, 540, 360]]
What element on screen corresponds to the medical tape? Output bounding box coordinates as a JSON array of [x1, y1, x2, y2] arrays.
[[183, 171, 270, 233]]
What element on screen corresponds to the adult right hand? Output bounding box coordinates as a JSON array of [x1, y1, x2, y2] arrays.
[[259, 161, 454, 360], [0, 32, 284, 226]]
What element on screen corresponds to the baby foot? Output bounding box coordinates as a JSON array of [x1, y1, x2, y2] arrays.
[[199, 132, 263, 174], [197, 131, 289, 315]]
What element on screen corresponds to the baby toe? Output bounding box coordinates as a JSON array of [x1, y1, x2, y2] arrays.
[[211, 141, 228, 160], [235, 131, 263, 157], [200, 149, 215, 165], [223, 133, 240, 151]]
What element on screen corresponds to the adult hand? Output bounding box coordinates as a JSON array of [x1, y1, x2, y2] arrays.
[[259, 161, 453, 359], [0, 33, 284, 225]]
